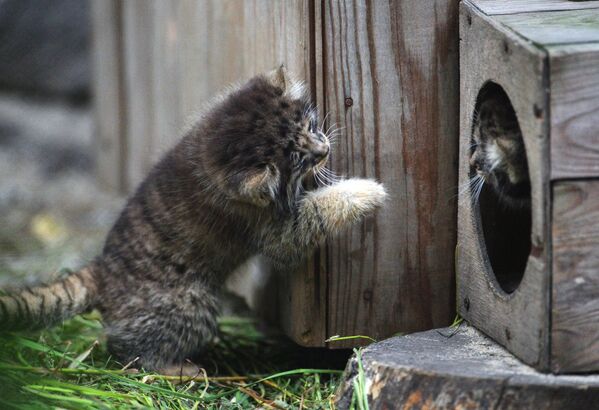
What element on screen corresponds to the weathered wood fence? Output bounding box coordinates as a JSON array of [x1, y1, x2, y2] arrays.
[[92, 0, 459, 347]]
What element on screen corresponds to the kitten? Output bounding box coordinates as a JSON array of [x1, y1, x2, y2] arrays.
[[0, 67, 386, 371], [469, 91, 530, 209]]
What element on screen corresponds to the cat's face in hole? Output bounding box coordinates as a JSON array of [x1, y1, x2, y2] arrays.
[[469, 94, 531, 208], [199, 66, 332, 210]]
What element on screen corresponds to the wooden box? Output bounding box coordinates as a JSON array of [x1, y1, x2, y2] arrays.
[[458, 0, 599, 373]]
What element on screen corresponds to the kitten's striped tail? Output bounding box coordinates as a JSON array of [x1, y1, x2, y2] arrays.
[[0, 264, 98, 331]]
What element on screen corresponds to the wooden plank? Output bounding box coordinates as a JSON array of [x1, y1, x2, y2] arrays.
[[122, 0, 155, 190], [91, 0, 125, 192], [548, 43, 599, 179], [177, 0, 247, 125], [458, 1, 551, 369], [552, 181, 599, 373], [495, 9, 599, 46], [151, 0, 182, 164], [240, 0, 326, 346], [323, 0, 459, 347], [272, 1, 327, 347], [472, 0, 599, 15]]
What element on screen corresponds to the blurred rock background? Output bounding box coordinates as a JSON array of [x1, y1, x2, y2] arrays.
[[0, 0, 123, 287]]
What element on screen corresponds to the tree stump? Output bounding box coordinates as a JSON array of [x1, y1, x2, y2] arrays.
[[336, 324, 599, 409]]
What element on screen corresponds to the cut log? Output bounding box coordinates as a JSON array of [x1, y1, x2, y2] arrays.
[[336, 324, 599, 409]]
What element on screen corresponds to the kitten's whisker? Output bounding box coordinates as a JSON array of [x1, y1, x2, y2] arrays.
[[472, 178, 485, 205], [320, 112, 331, 129], [326, 126, 345, 135], [320, 168, 340, 181], [456, 177, 479, 198], [315, 171, 329, 187], [316, 167, 339, 186], [325, 124, 345, 136], [319, 167, 340, 180], [326, 131, 342, 139], [315, 171, 329, 186]]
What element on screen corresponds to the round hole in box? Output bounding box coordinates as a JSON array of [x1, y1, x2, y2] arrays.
[[470, 82, 532, 294]]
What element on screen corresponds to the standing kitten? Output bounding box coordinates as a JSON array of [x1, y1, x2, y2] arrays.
[[469, 90, 530, 208], [0, 67, 386, 370]]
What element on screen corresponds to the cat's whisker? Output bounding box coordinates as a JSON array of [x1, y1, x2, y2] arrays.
[[325, 124, 345, 136], [456, 178, 477, 198], [472, 177, 485, 205], [464, 176, 481, 196], [322, 174, 341, 182], [315, 166, 340, 186], [326, 131, 342, 140], [456, 173, 481, 194], [320, 112, 331, 129], [326, 126, 345, 136], [315, 172, 328, 186], [314, 171, 329, 187], [320, 168, 340, 182]]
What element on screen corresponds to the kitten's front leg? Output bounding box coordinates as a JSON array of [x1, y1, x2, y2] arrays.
[[263, 178, 387, 267], [300, 178, 387, 239]]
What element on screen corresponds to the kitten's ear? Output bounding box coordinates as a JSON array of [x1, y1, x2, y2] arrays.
[[266, 65, 290, 92], [237, 165, 280, 207]]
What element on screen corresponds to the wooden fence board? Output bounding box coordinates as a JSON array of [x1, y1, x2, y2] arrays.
[[323, 0, 458, 346], [91, 0, 125, 192], [122, 0, 155, 190]]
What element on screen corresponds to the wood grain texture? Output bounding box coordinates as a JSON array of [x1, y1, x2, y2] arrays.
[[552, 181, 599, 373], [323, 0, 459, 347], [122, 0, 155, 190], [458, 1, 551, 369], [548, 43, 599, 179], [91, 0, 125, 192], [472, 0, 599, 15], [150, 1, 182, 166], [496, 9, 599, 46]]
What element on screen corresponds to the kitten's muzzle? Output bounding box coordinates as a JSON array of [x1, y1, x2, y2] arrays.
[[312, 144, 330, 164]]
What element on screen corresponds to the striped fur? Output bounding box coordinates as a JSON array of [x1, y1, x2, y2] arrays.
[[0, 67, 386, 370], [0, 265, 97, 330]]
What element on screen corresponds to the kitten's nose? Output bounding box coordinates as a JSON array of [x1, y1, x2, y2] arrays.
[[313, 144, 330, 162]]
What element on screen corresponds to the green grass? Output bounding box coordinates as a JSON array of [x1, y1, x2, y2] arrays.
[[0, 312, 347, 409], [349, 348, 368, 410]]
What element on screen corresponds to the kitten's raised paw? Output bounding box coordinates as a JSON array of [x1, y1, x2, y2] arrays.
[[335, 178, 387, 210], [306, 178, 387, 228]]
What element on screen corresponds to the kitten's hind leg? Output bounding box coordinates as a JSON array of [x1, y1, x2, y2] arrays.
[[103, 294, 219, 371]]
